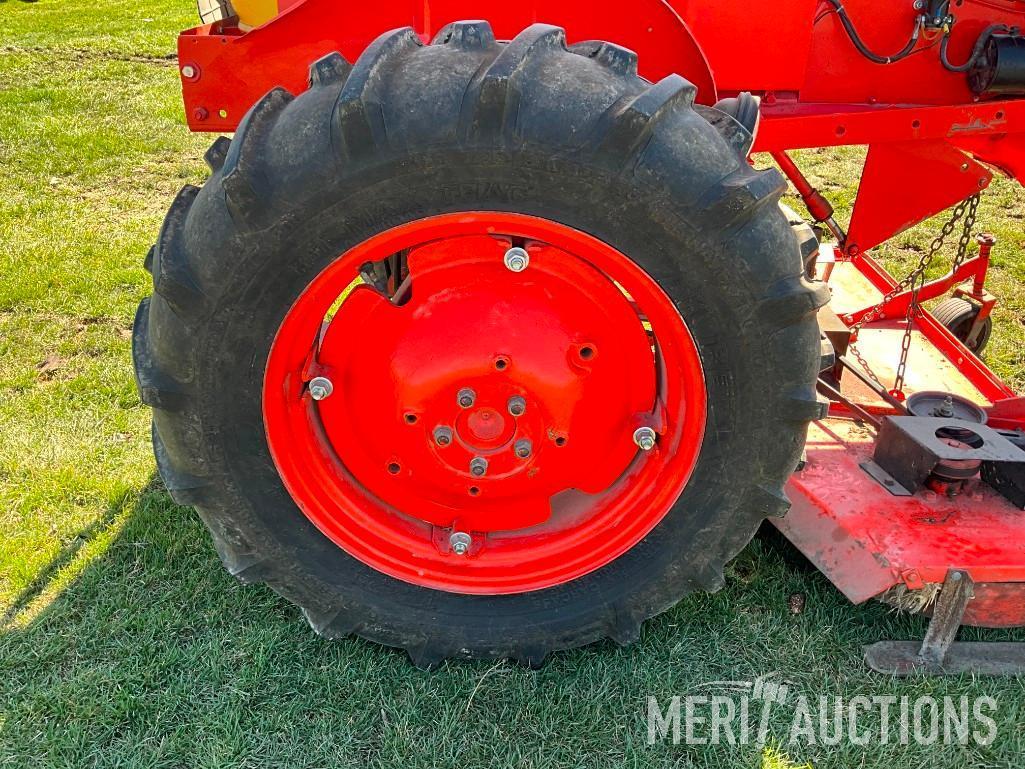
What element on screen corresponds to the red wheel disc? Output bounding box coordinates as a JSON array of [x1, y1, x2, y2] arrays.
[[263, 213, 706, 594]]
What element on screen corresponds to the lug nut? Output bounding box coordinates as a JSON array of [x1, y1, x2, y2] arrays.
[[457, 387, 476, 408], [504, 246, 529, 273], [633, 426, 657, 451], [507, 396, 526, 417], [450, 531, 472, 555], [469, 457, 488, 477], [308, 376, 334, 401], [433, 426, 453, 446], [514, 439, 532, 459]]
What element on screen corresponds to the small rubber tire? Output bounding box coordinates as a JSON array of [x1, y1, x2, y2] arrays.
[[132, 22, 828, 666], [932, 297, 992, 354]]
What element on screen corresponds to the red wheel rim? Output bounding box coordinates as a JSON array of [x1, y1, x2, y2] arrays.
[[263, 213, 706, 594]]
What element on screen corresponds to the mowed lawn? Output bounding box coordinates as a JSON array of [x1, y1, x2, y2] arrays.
[[1, 2, 1024, 767]]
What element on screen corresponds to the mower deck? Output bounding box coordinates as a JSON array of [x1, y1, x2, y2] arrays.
[[775, 258, 1025, 630]]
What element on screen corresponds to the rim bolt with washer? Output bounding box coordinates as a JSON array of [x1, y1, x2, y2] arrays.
[[514, 439, 533, 458], [504, 246, 529, 272], [433, 426, 453, 446], [457, 387, 476, 408], [449, 531, 472, 556], [507, 395, 526, 416], [308, 376, 333, 401], [470, 457, 488, 477], [633, 426, 657, 451]]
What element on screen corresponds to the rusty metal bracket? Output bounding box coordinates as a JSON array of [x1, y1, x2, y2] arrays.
[[865, 570, 1025, 675]]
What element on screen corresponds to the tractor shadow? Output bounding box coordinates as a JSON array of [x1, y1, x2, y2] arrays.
[[2, 477, 1024, 765]]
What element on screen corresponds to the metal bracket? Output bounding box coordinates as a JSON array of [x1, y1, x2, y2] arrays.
[[865, 570, 1025, 675]]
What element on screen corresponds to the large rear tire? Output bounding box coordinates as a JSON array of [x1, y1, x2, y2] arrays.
[[132, 22, 827, 666]]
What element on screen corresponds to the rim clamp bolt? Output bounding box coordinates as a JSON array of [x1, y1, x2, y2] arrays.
[[450, 531, 472, 556], [504, 246, 529, 273], [308, 376, 334, 401], [633, 426, 657, 451]]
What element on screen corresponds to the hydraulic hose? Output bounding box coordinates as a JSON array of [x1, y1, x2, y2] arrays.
[[940, 24, 1013, 72], [826, 0, 923, 64]]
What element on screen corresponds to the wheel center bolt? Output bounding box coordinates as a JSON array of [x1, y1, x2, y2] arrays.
[[514, 439, 532, 459], [507, 396, 526, 417], [449, 531, 472, 555], [433, 425, 453, 446], [457, 387, 476, 408], [469, 457, 488, 477], [633, 426, 657, 451], [504, 246, 529, 273], [308, 376, 334, 401]]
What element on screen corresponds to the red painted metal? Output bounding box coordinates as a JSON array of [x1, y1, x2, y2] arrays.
[[845, 141, 992, 257], [778, 419, 1025, 620], [262, 212, 707, 594], [844, 256, 993, 325]]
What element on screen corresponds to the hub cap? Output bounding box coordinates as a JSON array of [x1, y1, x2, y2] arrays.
[[263, 213, 706, 594]]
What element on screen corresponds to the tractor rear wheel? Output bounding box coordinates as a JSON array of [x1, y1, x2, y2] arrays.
[[133, 22, 827, 665]]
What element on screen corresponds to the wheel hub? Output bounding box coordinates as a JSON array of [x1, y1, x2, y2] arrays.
[[262, 213, 707, 594]]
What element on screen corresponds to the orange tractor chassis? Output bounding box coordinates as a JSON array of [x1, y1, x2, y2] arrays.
[[135, 0, 1025, 671]]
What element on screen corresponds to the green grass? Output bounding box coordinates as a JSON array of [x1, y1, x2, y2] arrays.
[[1, 2, 1024, 767]]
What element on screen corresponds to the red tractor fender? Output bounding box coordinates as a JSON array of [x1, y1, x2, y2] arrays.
[[179, 0, 717, 133]]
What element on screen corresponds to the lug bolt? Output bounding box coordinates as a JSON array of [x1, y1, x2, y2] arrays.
[[470, 457, 488, 477], [457, 387, 476, 408], [504, 246, 529, 273], [633, 426, 657, 451], [433, 426, 453, 446], [308, 376, 334, 401], [507, 396, 526, 417], [450, 531, 472, 555], [514, 439, 532, 459]]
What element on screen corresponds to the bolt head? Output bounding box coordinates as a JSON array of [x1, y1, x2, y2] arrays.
[[507, 396, 526, 417], [504, 246, 529, 273], [181, 64, 198, 80], [457, 387, 476, 408], [449, 531, 472, 555], [433, 426, 453, 446], [514, 439, 532, 459], [309, 376, 333, 401], [470, 457, 488, 477], [633, 426, 657, 451]]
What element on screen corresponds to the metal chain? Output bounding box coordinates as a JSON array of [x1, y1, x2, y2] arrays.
[[893, 194, 979, 394], [847, 194, 979, 395]]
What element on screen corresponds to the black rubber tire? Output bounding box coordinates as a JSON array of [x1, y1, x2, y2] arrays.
[[132, 22, 828, 667], [932, 297, 992, 354]]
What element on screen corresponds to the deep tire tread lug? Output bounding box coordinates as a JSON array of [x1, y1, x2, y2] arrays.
[[700, 167, 787, 232], [592, 75, 696, 169], [567, 40, 638, 76], [204, 136, 231, 172], [131, 298, 184, 411], [151, 185, 205, 313], [152, 425, 211, 506], [461, 23, 566, 142], [756, 275, 831, 330], [334, 28, 422, 160], [222, 87, 294, 228], [308, 51, 352, 88], [432, 20, 496, 49]]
